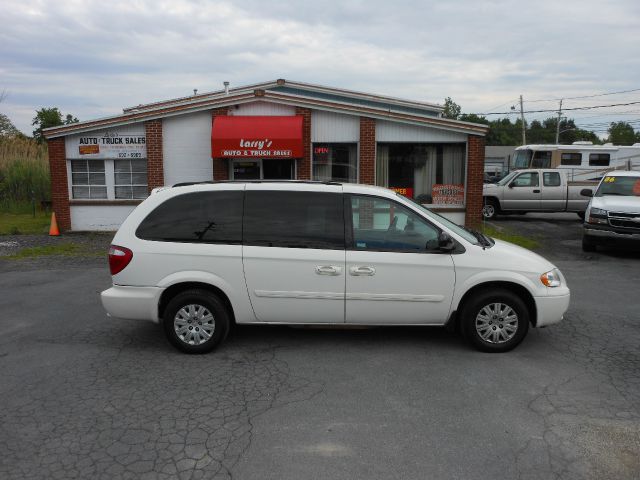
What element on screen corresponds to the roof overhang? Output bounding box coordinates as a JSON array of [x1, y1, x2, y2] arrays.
[[44, 87, 488, 139]]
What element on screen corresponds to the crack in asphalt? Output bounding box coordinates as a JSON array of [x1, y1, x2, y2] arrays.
[[514, 308, 640, 480], [0, 325, 324, 480]]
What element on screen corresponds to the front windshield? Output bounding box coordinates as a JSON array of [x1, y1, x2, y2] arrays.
[[595, 175, 640, 197], [513, 149, 532, 168], [497, 171, 518, 186], [399, 194, 479, 245]]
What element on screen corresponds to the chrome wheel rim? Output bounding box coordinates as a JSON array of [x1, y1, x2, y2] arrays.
[[174, 304, 215, 346], [482, 204, 495, 218], [475, 303, 518, 344]]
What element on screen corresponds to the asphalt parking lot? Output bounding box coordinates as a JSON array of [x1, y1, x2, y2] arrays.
[[1, 214, 639, 480]]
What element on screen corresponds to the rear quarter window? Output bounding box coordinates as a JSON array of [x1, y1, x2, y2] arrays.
[[136, 191, 243, 243]]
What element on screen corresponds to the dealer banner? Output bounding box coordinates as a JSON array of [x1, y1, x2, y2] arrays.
[[432, 184, 465, 205], [66, 126, 146, 159]]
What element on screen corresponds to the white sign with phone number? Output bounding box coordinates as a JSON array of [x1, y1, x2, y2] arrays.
[[65, 125, 147, 159]]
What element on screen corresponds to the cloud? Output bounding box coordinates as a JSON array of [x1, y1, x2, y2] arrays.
[[1, 0, 639, 134]]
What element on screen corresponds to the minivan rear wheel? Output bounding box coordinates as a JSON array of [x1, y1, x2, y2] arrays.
[[460, 289, 529, 352], [163, 289, 230, 354]]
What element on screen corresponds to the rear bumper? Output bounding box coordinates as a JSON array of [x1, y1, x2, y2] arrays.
[[101, 285, 163, 323], [534, 293, 570, 327]]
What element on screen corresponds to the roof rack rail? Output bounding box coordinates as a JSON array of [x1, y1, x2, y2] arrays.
[[172, 180, 343, 187]]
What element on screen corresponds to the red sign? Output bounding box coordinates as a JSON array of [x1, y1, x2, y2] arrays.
[[212, 116, 303, 158], [432, 184, 465, 205], [390, 187, 414, 199]]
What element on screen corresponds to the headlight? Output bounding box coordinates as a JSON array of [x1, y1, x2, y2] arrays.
[[588, 207, 608, 225], [540, 269, 562, 287]]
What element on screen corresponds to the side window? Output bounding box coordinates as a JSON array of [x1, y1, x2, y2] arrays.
[[243, 191, 344, 249], [136, 191, 243, 243], [560, 153, 582, 166], [512, 172, 539, 187], [531, 151, 552, 168], [350, 196, 440, 252], [589, 153, 610, 166], [543, 172, 561, 187]]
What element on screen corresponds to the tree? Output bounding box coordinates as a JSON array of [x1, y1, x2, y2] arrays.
[[0, 113, 21, 138], [442, 97, 461, 120], [32, 107, 79, 142], [607, 121, 636, 145]]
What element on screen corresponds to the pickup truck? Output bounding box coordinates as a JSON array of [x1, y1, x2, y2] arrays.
[[482, 169, 596, 219], [582, 171, 640, 251]]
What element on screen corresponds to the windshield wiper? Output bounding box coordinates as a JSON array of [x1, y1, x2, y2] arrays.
[[464, 227, 493, 247]]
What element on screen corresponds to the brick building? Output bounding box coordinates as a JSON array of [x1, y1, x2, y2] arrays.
[[43, 79, 487, 231]]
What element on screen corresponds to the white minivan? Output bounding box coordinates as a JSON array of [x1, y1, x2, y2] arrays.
[[101, 181, 570, 353]]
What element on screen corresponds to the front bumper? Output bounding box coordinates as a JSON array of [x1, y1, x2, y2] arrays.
[[534, 293, 570, 327], [584, 226, 640, 243], [101, 285, 163, 323]]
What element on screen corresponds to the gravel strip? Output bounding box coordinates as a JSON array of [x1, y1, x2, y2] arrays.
[[0, 232, 114, 272]]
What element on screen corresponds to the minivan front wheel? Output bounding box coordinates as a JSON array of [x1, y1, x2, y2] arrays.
[[461, 289, 529, 352], [163, 289, 230, 353]]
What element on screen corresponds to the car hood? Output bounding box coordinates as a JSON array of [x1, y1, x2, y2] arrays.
[[479, 238, 556, 274], [591, 195, 640, 213]]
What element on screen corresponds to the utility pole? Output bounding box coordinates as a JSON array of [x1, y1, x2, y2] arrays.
[[519, 95, 526, 145], [555, 99, 563, 144]]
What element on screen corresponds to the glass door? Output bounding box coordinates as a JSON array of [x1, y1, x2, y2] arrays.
[[232, 159, 295, 180], [232, 161, 260, 180]]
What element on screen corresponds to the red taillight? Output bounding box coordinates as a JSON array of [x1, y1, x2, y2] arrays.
[[108, 245, 133, 275]]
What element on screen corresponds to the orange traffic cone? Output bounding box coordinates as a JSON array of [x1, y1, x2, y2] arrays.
[[49, 212, 60, 236]]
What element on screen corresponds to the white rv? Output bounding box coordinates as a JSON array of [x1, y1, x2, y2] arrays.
[[512, 142, 640, 181]]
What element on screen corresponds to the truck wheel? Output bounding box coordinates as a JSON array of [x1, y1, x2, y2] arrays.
[[577, 212, 585, 221], [482, 199, 499, 220], [582, 236, 597, 252], [460, 289, 529, 353], [163, 289, 230, 354]]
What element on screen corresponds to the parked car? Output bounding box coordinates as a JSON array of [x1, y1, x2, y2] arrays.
[[482, 169, 596, 219], [582, 171, 640, 251], [101, 182, 570, 354]]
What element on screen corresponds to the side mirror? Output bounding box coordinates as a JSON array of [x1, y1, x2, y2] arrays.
[[437, 232, 456, 252], [580, 188, 593, 197], [508, 182, 515, 189]]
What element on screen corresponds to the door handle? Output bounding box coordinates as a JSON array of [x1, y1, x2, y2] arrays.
[[533, 189, 540, 193], [349, 266, 376, 276], [315, 265, 342, 276]]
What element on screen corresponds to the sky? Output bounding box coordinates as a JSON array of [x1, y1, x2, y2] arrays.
[[2, 0, 640, 137]]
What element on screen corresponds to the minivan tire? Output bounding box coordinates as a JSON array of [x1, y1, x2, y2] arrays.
[[460, 289, 529, 353], [163, 289, 230, 354]]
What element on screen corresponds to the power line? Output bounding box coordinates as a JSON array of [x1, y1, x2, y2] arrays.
[[525, 87, 640, 103], [474, 100, 640, 116]]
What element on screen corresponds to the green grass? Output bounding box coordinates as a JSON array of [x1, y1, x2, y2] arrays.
[[6, 243, 81, 259], [482, 224, 540, 250], [0, 211, 51, 235], [3, 241, 105, 259]]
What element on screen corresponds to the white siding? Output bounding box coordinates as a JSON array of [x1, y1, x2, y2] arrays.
[[163, 111, 213, 186], [376, 120, 467, 143], [231, 101, 295, 116], [312, 111, 360, 142], [70, 205, 136, 231]]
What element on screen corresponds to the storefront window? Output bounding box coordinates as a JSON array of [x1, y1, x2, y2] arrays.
[[70, 159, 107, 199], [114, 159, 148, 199], [377, 143, 465, 205], [312, 143, 357, 182]]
